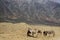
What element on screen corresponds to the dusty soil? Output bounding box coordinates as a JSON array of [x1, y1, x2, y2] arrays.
[[0, 22, 60, 40]]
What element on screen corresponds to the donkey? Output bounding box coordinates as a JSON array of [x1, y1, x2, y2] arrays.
[[43, 31, 55, 37], [27, 28, 42, 38]]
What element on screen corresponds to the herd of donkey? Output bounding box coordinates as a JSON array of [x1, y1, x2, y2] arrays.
[[27, 28, 55, 38]]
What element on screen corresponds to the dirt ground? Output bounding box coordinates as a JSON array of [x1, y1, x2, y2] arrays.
[[0, 22, 60, 40]]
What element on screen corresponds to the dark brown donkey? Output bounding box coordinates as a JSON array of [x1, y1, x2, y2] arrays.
[[27, 28, 42, 38], [43, 31, 55, 37]]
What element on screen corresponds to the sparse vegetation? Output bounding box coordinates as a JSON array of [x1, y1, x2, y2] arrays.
[[0, 22, 60, 40]]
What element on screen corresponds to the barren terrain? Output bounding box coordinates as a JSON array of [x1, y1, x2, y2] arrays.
[[0, 22, 60, 40]]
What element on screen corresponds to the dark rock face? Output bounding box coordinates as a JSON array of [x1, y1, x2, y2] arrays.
[[0, 0, 60, 26]]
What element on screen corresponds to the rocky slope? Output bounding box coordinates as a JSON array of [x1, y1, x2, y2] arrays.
[[0, 0, 60, 25]]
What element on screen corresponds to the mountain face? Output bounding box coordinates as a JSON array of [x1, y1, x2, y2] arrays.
[[0, 0, 60, 25]]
